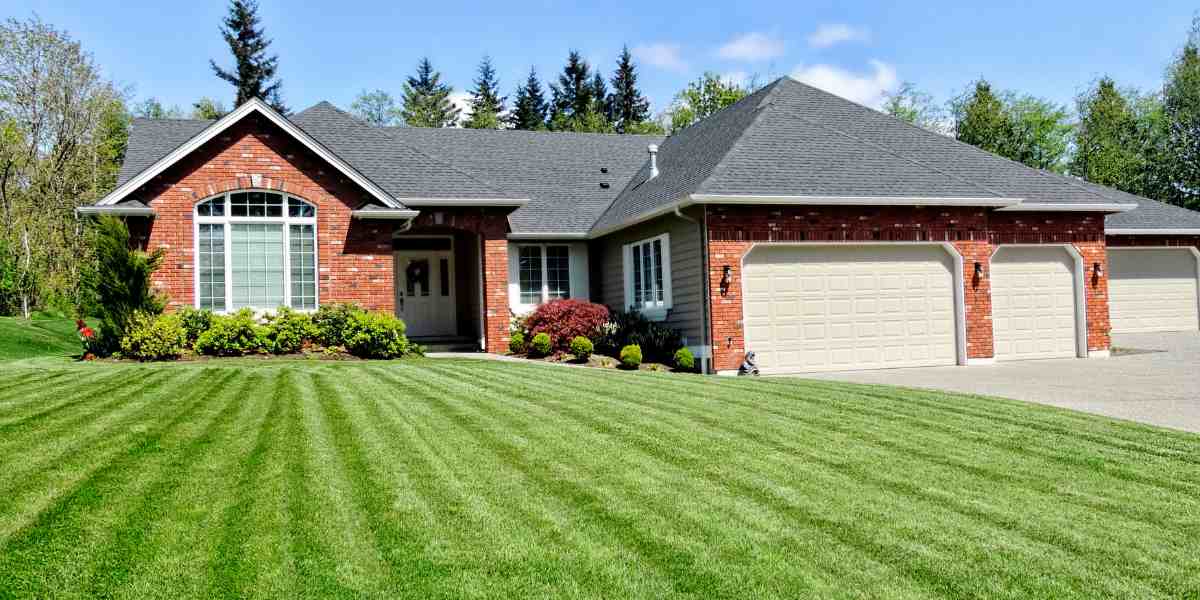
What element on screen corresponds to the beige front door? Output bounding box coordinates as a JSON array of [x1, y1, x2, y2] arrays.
[[395, 243, 456, 337]]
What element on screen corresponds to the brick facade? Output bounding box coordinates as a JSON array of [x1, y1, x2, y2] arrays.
[[1107, 234, 1200, 250], [704, 205, 1111, 372], [127, 113, 512, 352]]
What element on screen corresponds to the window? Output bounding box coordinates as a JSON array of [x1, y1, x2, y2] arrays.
[[194, 191, 318, 311], [517, 244, 572, 307], [624, 234, 671, 318]]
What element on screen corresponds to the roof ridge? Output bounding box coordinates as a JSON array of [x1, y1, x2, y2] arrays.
[[694, 79, 791, 191], [783, 79, 1129, 205], [385, 125, 666, 140]]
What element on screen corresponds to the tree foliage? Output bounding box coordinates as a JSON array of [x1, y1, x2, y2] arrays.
[[400, 57, 460, 128], [665, 72, 750, 132], [548, 51, 611, 132], [1161, 16, 1200, 209], [133, 98, 184, 119], [608, 46, 653, 133], [462, 56, 505, 129], [0, 16, 128, 316], [952, 79, 1071, 173], [191, 97, 228, 119], [881, 82, 946, 133], [350, 89, 400, 126], [209, 0, 286, 113], [508, 67, 548, 130], [1070, 77, 1162, 196]]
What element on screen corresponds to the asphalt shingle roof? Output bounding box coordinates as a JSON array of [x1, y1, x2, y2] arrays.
[[117, 76, 1199, 236]]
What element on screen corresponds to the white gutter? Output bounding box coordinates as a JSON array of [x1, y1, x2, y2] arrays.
[[76, 205, 156, 217], [507, 232, 589, 240], [1106, 228, 1200, 235], [688, 194, 1024, 207], [351, 208, 421, 219], [402, 197, 530, 207], [995, 203, 1135, 212]]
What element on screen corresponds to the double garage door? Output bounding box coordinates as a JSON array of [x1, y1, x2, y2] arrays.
[[743, 245, 1082, 373], [1107, 248, 1200, 333]]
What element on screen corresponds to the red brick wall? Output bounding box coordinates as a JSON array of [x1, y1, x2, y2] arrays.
[[704, 205, 1110, 371], [1107, 234, 1200, 250]]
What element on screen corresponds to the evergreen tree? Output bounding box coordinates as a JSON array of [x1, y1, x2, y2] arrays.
[[952, 80, 1013, 157], [608, 46, 652, 133], [548, 51, 594, 127], [590, 71, 609, 118], [209, 0, 287, 113], [509, 67, 548, 130], [463, 56, 506, 129], [1162, 16, 1200, 210], [1071, 78, 1149, 194], [350, 89, 400, 126], [401, 58, 461, 128]]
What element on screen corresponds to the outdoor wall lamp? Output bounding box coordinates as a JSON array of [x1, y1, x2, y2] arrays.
[[973, 261, 983, 278], [720, 265, 733, 295], [1094, 262, 1104, 277]]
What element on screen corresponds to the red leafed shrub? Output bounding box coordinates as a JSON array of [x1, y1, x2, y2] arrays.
[[524, 299, 609, 351]]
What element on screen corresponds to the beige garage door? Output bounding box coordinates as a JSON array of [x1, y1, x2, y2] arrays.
[[742, 245, 958, 373], [991, 246, 1078, 361], [1108, 248, 1199, 333]]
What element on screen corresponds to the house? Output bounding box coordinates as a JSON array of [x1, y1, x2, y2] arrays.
[[82, 76, 1200, 374]]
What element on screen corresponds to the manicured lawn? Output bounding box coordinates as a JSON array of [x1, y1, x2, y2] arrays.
[[0, 316, 82, 360], [1, 354, 1198, 598]]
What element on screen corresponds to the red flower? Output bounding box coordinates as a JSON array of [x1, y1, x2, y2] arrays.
[[80, 327, 95, 339]]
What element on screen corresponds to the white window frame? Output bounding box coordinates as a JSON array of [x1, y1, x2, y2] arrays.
[[623, 233, 672, 320], [514, 243, 572, 310], [192, 189, 319, 313]]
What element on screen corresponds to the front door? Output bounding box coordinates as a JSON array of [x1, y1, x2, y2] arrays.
[[395, 240, 456, 337]]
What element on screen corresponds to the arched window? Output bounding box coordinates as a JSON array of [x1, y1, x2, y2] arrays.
[[194, 190, 318, 312]]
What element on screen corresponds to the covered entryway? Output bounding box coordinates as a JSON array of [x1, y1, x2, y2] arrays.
[[742, 244, 961, 373], [1107, 248, 1200, 333], [991, 246, 1081, 361], [393, 230, 485, 348]]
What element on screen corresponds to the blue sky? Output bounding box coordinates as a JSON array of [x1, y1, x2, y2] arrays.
[[7, 1, 1198, 118]]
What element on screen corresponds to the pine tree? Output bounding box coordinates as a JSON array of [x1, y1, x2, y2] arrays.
[[608, 45, 652, 133], [1071, 78, 1147, 194], [209, 0, 287, 113], [509, 67, 548, 130], [401, 58, 461, 128], [463, 56, 506, 129], [1162, 16, 1200, 209], [590, 72, 609, 117], [548, 51, 593, 127]]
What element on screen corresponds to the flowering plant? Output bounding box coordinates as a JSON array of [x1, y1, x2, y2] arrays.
[[76, 319, 98, 359]]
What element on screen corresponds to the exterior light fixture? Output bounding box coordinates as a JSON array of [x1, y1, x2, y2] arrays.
[[973, 261, 983, 277], [720, 265, 733, 295], [1094, 262, 1104, 277]]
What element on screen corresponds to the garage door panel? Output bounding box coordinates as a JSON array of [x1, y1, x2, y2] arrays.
[[991, 246, 1077, 361], [743, 245, 958, 373], [1108, 249, 1199, 333]]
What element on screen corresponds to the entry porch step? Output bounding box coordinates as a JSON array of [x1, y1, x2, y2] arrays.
[[410, 336, 481, 353]]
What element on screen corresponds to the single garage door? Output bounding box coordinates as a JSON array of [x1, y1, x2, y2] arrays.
[[1108, 248, 1199, 333], [991, 246, 1078, 361], [742, 245, 958, 373]]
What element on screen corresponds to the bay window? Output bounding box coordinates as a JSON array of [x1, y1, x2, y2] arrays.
[[623, 233, 671, 319], [194, 191, 318, 311]]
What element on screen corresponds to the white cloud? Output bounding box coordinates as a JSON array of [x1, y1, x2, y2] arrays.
[[632, 43, 688, 72], [716, 32, 785, 62], [807, 23, 870, 49], [449, 91, 472, 127], [789, 60, 898, 107]]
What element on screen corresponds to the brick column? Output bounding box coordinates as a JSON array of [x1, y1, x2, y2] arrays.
[[954, 240, 994, 359], [481, 234, 510, 353], [1073, 240, 1111, 352], [708, 240, 752, 372]]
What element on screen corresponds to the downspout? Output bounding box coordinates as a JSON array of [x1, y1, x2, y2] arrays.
[[672, 203, 711, 375]]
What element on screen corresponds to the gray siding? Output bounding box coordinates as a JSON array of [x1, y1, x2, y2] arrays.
[[590, 207, 706, 346]]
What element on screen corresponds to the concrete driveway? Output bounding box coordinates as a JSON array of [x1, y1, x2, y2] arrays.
[[806, 332, 1200, 433]]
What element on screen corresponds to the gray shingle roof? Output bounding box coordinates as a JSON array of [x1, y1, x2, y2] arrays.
[[117, 118, 212, 186], [1086, 181, 1200, 230]]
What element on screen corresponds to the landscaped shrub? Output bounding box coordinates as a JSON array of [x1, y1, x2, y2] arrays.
[[81, 215, 166, 355], [596, 310, 684, 364], [344, 310, 414, 359], [264, 307, 317, 354], [312, 302, 363, 347], [120, 312, 187, 361], [619, 344, 642, 369], [194, 309, 268, 356], [569, 336, 593, 361], [524, 299, 608, 352], [673, 347, 695, 371], [529, 332, 552, 357], [176, 306, 214, 344], [509, 330, 527, 354]]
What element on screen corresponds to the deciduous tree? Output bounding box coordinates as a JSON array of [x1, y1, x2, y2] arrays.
[[350, 89, 400, 126]]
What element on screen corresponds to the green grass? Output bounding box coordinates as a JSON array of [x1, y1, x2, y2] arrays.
[[0, 317, 82, 360], [1, 356, 1198, 598]]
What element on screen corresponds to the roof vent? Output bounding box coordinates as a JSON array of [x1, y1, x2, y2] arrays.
[[600, 167, 609, 174], [600, 182, 610, 189], [647, 144, 659, 180]]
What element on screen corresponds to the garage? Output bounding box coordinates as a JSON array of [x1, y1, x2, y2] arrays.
[[1107, 248, 1200, 333], [742, 245, 960, 373], [991, 246, 1080, 361]]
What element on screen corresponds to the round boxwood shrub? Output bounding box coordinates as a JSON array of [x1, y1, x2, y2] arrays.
[[619, 344, 642, 369], [569, 336, 593, 361], [673, 347, 695, 371], [344, 310, 414, 359], [195, 309, 268, 356], [312, 302, 362, 348], [264, 307, 317, 354], [529, 332, 552, 357], [509, 330, 527, 355], [120, 312, 187, 361]]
